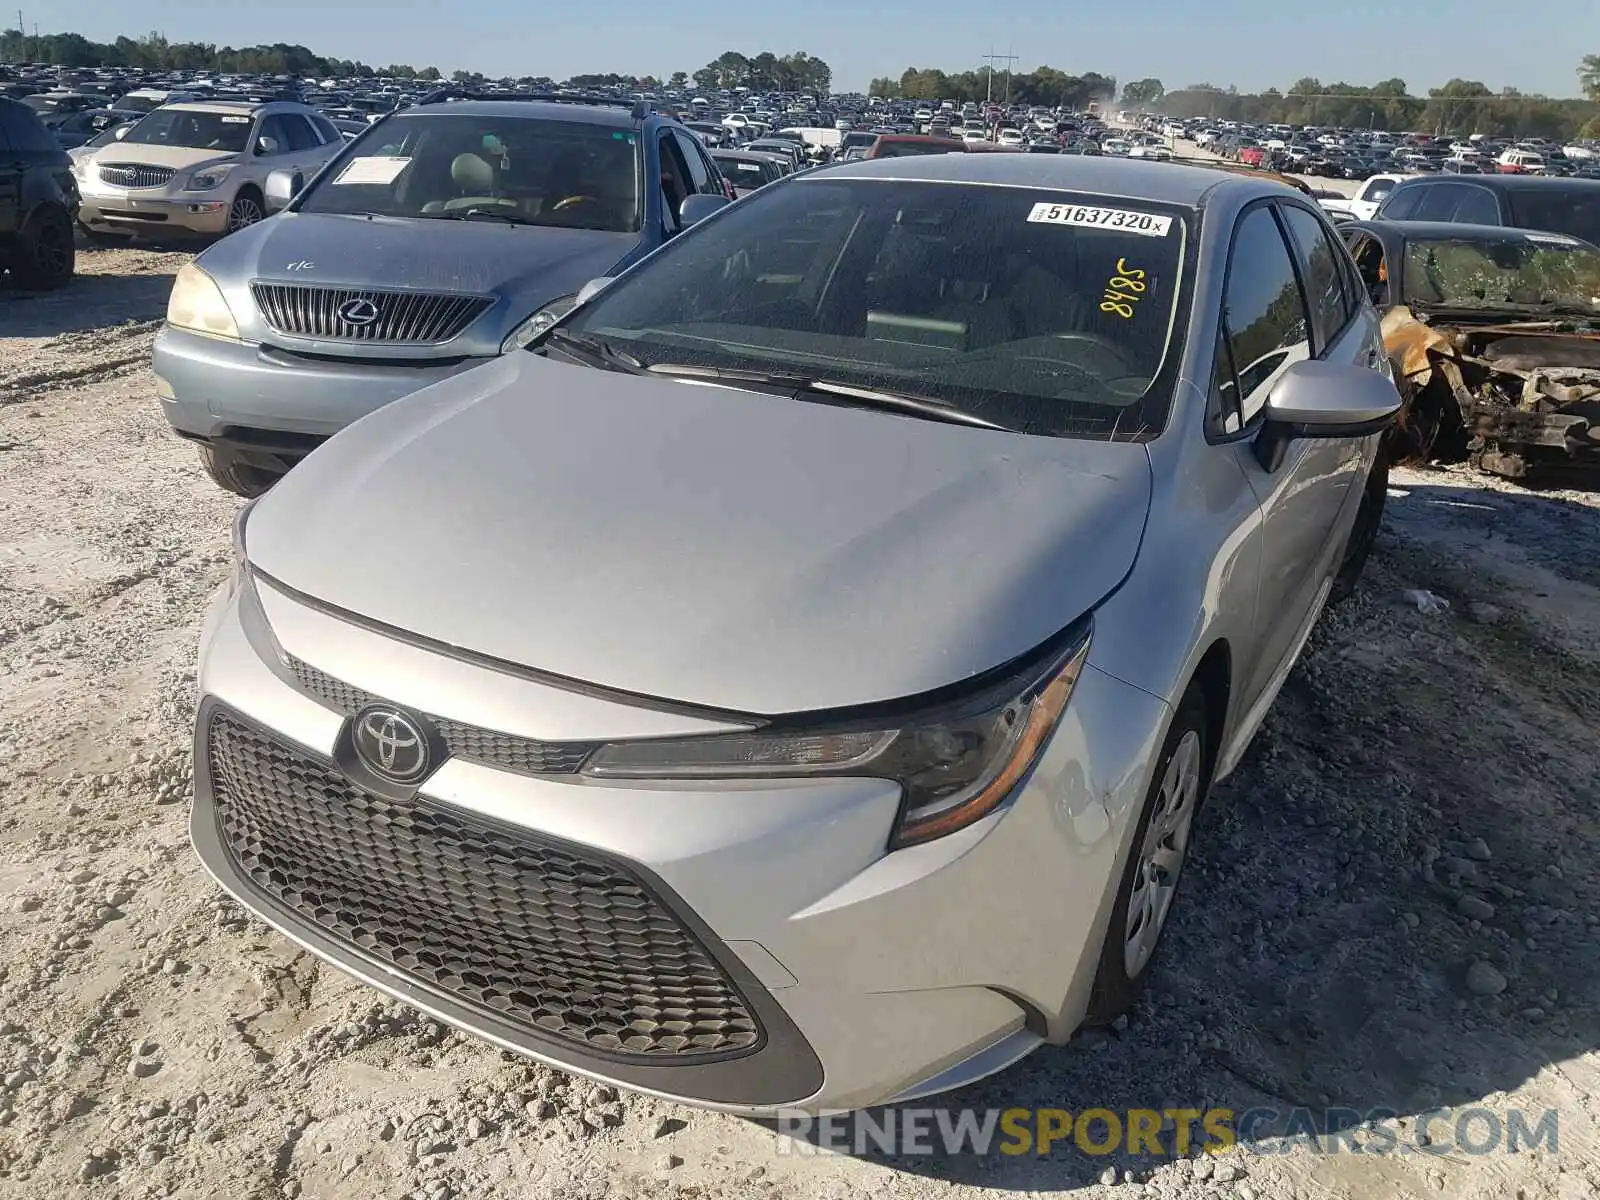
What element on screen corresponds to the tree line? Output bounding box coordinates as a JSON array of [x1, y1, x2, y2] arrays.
[[870, 66, 1116, 110], [0, 28, 832, 95], [1126, 63, 1600, 140]]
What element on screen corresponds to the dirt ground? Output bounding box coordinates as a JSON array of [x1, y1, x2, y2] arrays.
[[0, 249, 1597, 1200]]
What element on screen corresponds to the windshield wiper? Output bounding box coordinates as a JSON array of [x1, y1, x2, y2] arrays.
[[542, 328, 646, 373], [436, 209, 538, 226], [643, 363, 1015, 430]]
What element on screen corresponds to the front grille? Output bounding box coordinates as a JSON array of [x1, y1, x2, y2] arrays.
[[97, 162, 176, 189], [251, 283, 491, 344], [284, 656, 595, 775], [207, 708, 762, 1060]]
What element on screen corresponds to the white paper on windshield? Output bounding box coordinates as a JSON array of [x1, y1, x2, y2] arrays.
[[1026, 202, 1173, 238], [220, 115, 250, 124], [333, 155, 412, 185], [1525, 232, 1580, 246]]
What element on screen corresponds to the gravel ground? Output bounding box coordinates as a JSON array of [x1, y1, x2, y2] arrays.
[[0, 249, 1597, 1200]]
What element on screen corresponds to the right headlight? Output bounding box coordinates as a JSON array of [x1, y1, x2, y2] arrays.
[[166, 262, 240, 340], [584, 621, 1092, 849], [501, 293, 579, 354]]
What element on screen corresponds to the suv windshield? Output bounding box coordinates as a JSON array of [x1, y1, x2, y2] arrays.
[[1505, 186, 1600, 247], [297, 112, 641, 234], [560, 179, 1190, 439], [121, 109, 253, 153], [1402, 233, 1600, 312]]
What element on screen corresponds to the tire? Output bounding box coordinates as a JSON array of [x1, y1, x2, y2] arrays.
[[198, 445, 280, 499], [225, 188, 266, 235], [13, 205, 75, 290], [1329, 452, 1389, 605], [1086, 687, 1210, 1024]]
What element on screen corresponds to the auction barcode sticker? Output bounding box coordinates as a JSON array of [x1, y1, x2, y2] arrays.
[[1027, 202, 1173, 237]]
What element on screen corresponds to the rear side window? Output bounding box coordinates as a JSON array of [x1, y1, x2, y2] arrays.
[[1506, 187, 1600, 248], [280, 114, 320, 152], [1215, 205, 1313, 428], [311, 115, 341, 145], [1278, 204, 1356, 351]]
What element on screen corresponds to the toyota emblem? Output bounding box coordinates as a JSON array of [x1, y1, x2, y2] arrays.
[[337, 297, 380, 328], [351, 705, 431, 783]]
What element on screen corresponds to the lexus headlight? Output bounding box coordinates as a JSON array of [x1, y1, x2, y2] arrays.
[[584, 621, 1092, 849], [501, 293, 579, 353], [186, 162, 235, 190], [167, 262, 240, 340]]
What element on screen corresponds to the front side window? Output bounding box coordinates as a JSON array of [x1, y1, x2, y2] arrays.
[[294, 113, 641, 233], [120, 108, 253, 154], [558, 181, 1191, 440], [1217, 205, 1312, 424], [1278, 204, 1355, 351], [672, 130, 717, 195]]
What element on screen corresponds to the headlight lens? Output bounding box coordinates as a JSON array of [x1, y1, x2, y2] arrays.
[[500, 294, 579, 353], [584, 622, 1092, 848], [187, 162, 235, 190], [167, 262, 240, 340]]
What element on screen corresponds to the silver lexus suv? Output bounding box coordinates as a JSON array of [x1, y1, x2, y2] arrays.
[[193, 155, 1398, 1113]]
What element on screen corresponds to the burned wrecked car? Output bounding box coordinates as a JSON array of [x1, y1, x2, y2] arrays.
[[1341, 219, 1600, 479]]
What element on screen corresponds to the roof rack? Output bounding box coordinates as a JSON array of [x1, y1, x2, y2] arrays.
[[415, 87, 653, 120]]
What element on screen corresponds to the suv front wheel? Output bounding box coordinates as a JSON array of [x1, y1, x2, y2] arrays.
[[198, 445, 281, 498], [14, 205, 75, 290], [226, 189, 266, 234]]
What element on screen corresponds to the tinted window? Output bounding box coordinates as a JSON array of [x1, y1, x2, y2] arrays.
[[1451, 186, 1500, 225], [1506, 186, 1600, 247], [1219, 205, 1312, 423], [296, 113, 641, 233], [0, 98, 58, 153], [255, 114, 294, 155], [672, 130, 718, 194], [1411, 183, 1470, 221], [311, 115, 341, 144], [562, 181, 1191, 440], [1279, 204, 1355, 351], [1378, 185, 1421, 220], [279, 114, 320, 152]]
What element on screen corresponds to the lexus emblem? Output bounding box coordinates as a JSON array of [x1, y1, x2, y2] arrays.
[[351, 705, 430, 783], [337, 297, 380, 327]]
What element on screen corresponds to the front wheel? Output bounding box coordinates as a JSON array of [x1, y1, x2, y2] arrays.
[[198, 445, 280, 498], [225, 189, 266, 234], [1330, 453, 1389, 604], [1086, 688, 1210, 1023], [14, 206, 75, 289]]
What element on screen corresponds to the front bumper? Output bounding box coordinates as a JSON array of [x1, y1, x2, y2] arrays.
[[78, 186, 234, 236], [153, 325, 490, 454], [190, 574, 1170, 1113]]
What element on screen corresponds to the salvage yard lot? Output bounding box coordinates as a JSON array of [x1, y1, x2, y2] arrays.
[[0, 249, 1598, 1200]]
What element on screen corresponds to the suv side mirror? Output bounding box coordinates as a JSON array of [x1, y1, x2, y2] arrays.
[[254, 135, 279, 157], [1254, 359, 1402, 472], [678, 193, 731, 228], [264, 169, 304, 212]]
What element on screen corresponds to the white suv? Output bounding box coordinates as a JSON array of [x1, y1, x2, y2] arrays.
[[75, 100, 343, 240]]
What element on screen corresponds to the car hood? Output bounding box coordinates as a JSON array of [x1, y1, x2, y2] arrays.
[[246, 355, 1152, 715], [204, 211, 637, 298], [90, 143, 235, 171]]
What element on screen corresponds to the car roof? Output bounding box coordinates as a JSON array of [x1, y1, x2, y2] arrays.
[[400, 99, 637, 126], [1350, 218, 1592, 241], [809, 152, 1288, 206], [1390, 173, 1600, 192]]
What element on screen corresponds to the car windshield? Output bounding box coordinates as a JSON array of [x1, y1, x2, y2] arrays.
[[121, 108, 252, 153], [296, 112, 641, 233], [559, 179, 1190, 439], [1401, 234, 1600, 312], [1505, 187, 1600, 248]]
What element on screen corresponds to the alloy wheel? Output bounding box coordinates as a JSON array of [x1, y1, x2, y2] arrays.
[[1124, 729, 1201, 978], [227, 195, 265, 232]]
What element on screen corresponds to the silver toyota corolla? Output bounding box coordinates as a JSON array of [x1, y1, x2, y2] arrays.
[[192, 155, 1401, 1114]]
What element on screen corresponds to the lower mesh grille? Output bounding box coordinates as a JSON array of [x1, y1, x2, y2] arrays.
[[207, 708, 763, 1061]]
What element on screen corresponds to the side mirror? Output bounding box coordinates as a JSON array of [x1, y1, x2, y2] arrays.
[[1254, 359, 1402, 472], [678, 193, 731, 228], [113, 124, 130, 140], [254, 135, 279, 157], [264, 169, 304, 213], [576, 277, 614, 307]]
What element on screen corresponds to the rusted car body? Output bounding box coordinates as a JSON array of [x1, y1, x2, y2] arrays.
[[1341, 219, 1600, 478]]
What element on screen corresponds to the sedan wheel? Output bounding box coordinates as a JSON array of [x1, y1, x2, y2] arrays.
[[1123, 729, 1200, 978], [226, 193, 265, 232]]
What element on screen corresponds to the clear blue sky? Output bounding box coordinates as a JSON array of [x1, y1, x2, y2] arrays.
[[32, 0, 1598, 97]]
